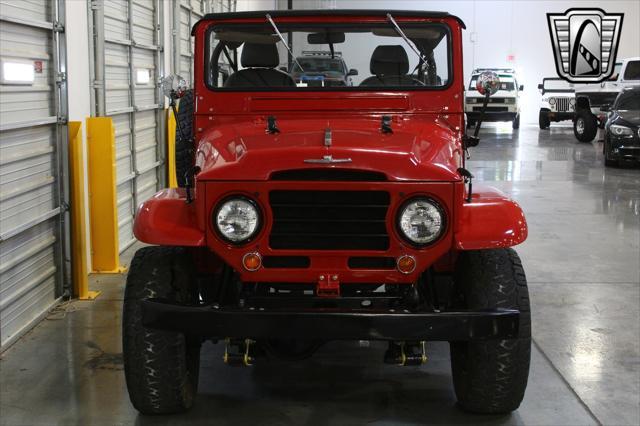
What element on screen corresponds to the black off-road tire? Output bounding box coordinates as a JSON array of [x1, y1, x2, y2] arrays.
[[512, 113, 520, 129], [175, 90, 194, 188], [574, 109, 598, 142], [539, 109, 550, 129], [123, 247, 201, 414], [450, 249, 531, 414]]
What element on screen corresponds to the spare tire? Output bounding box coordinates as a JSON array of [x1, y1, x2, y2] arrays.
[[175, 89, 194, 187]]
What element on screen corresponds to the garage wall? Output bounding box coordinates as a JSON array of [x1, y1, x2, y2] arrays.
[[175, 0, 208, 84], [0, 0, 69, 349], [274, 0, 640, 124], [89, 0, 166, 253]]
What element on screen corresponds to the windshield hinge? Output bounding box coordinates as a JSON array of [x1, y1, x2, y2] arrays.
[[267, 116, 280, 134], [457, 167, 474, 202], [381, 115, 393, 134]]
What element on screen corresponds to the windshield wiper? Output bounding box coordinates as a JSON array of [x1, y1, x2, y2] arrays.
[[265, 14, 305, 73], [386, 13, 429, 67]]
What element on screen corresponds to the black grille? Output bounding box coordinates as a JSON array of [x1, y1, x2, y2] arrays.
[[348, 257, 396, 269], [555, 97, 570, 112], [263, 256, 310, 268], [473, 106, 508, 112], [269, 190, 390, 250]]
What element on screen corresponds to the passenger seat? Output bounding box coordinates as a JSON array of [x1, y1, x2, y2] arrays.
[[360, 45, 417, 87], [224, 43, 295, 88]]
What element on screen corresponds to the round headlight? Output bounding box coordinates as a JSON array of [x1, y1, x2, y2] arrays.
[[397, 198, 445, 246], [214, 197, 261, 243], [549, 97, 556, 105]]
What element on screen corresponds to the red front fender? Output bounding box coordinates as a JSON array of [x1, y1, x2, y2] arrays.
[[455, 186, 528, 250], [133, 189, 205, 247]]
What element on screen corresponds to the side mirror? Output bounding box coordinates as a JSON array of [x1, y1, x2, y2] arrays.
[[537, 83, 543, 90], [519, 84, 524, 91], [160, 74, 188, 99], [600, 104, 611, 112], [347, 68, 358, 76], [475, 71, 500, 96]]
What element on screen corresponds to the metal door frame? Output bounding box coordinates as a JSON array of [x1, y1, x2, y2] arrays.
[[0, 0, 70, 349]]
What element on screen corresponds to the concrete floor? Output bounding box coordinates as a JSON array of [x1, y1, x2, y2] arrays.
[[1, 124, 639, 426]]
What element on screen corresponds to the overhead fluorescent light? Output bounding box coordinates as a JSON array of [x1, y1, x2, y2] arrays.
[[1, 59, 35, 85], [136, 69, 151, 85]]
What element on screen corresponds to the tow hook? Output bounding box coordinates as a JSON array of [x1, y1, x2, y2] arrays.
[[223, 338, 256, 366], [384, 341, 428, 366]]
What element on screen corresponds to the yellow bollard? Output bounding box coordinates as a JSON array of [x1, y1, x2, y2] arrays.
[[86, 117, 126, 274], [167, 108, 178, 188], [68, 122, 100, 299]]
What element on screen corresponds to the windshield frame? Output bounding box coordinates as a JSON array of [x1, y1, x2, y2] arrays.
[[204, 21, 453, 92], [540, 78, 575, 94]]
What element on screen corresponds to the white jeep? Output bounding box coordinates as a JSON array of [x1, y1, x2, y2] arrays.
[[538, 78, 576, 129], [573, 57, 640, 142], [465, 68, 523, 129]]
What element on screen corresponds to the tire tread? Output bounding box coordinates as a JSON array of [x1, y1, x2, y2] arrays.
[[451, 248, 531, 414]]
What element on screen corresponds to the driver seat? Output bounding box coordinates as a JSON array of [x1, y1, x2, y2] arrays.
[[224, 43, 295, 88], [360, 45, 417, 87]]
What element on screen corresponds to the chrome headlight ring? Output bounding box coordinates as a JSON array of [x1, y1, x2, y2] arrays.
[[396, 197, 446, 247], [213, 196, 263, 244]]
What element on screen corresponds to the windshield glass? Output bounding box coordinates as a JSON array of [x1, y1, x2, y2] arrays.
[[616, 92, 640, 110], [291, 57, 344, 74], [542, 79, 574, 92], [623, 61, 640, 80], [206, 22, 450, 90]]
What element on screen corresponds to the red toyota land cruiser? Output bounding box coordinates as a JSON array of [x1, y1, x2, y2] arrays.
[[123, 10, 531, 415]]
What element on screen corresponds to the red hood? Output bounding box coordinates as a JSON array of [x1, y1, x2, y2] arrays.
[[195, 116, 463, 182]]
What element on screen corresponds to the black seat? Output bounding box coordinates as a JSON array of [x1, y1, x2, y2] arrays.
[[360, 45, 418, 87], [224, 43, 295, 88]]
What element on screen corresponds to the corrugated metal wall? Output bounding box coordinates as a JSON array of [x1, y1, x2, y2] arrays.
[[90, 0, 165, 253], [173, 0, 236, 82], [175, 0, 206, 84], [0, 0, 69, 349]]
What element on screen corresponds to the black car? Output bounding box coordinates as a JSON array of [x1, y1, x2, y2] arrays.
[[603, 87, 640, 167]]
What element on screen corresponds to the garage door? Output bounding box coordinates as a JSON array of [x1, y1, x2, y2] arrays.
[[0, 0, 69, 349], [173, 1, 236, 82], [90, 0, 165, 253], [175, 0, 206, 84]]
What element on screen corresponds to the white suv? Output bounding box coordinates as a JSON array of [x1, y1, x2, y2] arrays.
[[573, 57, 640, 142], [465, 68, 523, 129], [538, 78, 576, 129]]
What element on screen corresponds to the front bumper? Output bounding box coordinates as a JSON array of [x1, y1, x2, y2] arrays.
[[608, 145, 640, 161], [141, 298, 520, 341], [544, 111, 575, 122], [466, 111, 517, 122]]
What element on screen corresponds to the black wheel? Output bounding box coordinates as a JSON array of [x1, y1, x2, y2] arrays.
[[450, 249, 531, 414], [123, 247, 201, 414], [538, 109, 550, 129], [512, 113, 520, 129], [175, 90, 194, 188], [573, 109, 597, 142]]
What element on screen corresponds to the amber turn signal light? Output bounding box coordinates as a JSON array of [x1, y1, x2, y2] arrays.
[[242, 252, 262, 271], [396, 255, 416, 274]]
